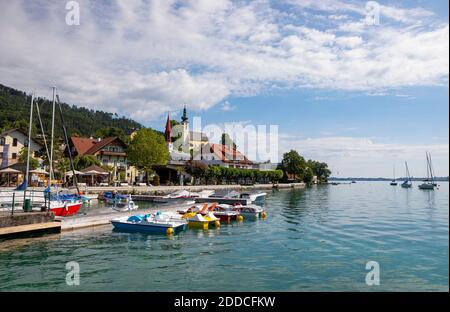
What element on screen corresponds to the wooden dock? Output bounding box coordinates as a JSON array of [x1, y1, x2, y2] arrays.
[[0, 221, 61, 238]]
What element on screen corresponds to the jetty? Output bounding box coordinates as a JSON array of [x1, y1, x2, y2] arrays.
[[0, 211, 60, 238]]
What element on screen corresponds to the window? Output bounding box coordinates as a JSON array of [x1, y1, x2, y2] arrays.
[[12, 153, 17, 159], [24, 138, 29, 147], [12, 138, 18, 147], [0, 137, 5, 146], [0, 152, 3, 159]]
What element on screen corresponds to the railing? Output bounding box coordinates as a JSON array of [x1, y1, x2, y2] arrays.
[[0, 189, 49, 216]]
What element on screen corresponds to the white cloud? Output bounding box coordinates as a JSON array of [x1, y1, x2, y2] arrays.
[[220, 101, 236, 112], [0, 0, 448, 123], [279, 135, 449, 177]]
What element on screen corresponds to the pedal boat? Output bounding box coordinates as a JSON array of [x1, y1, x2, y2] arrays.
[[111, 213, 187, 235]]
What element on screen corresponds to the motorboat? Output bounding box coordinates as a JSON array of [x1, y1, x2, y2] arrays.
[[211, 190, 240, 199], [218, 203, 266, 220], [112, 195, 139, 211], [240, 191, 267, 203], [152, 190, 193, 203], [111, 212, 187, 235], [221, 203, 266, 219]]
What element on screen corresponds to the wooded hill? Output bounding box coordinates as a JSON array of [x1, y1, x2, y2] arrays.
[[0, 83, 143, 141]]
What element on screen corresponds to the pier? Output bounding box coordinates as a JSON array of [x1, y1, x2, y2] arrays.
[[0, 211, 60, 238]]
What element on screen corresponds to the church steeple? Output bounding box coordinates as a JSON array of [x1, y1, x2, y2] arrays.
[[164, 112, 172, 143], [181, 105, 188, 123]]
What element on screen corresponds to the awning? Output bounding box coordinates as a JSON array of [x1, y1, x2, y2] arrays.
[[30, 168, 49, 175], [66, 170, 84, 176], [0, 168, 21, 174]]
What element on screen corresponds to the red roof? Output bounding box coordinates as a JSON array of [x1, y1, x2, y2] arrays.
[[70, 137, 126, 156], [209, 144, 252, 164], [70, 137, 98, 155]]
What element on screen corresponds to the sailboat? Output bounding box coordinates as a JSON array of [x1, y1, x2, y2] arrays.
[[390, 165, 398, 186], [418, 152, 436, 190], [45, 89, 83, 216], [401, 161, 412, 188]]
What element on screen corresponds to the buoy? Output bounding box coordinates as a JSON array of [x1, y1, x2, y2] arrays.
[[166, 227, 174, 235], [237, 215, 244, 222], [261, 212, 267, 219], [214, 220, 221, 227]]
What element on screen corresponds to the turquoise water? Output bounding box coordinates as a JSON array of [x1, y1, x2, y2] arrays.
[[0, 182, 448, 291]]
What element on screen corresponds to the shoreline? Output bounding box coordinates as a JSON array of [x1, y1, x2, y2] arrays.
[[0, 182, 306, 195], [1, 183, 306, 236], [61, 183, 306, 232]]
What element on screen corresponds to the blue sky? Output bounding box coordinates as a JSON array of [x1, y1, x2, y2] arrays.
[[0, 0, 448, 177]]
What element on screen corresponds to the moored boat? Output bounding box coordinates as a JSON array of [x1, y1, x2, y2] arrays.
[[401, 161, 413, 188], [111, 213, 187, 235], [419, 152, 437, 190], [240, 191, 267, 203], [47, 201, 83, 217]]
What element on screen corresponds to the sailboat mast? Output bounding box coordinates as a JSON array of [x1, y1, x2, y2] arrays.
[[407, 161, 411, 181], [428, 153, 435, 182], [25, 93, 34, 187], [49, 87, 56, 186], [56, 94, 80, 195], [426, 152, 430, 181]]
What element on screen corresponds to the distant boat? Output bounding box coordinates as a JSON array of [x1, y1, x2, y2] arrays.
[[419, 152, 436, 190], [401, 161, 412, 188], [390, 165, 398, 186]]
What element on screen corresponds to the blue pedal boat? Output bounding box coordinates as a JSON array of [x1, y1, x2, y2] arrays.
[[111, 213, 187, 235]]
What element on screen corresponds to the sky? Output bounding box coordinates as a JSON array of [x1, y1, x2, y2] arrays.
[[0, 0, 448, 177]]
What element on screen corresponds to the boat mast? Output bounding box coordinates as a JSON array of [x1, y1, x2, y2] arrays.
[[49, 87, 56, 186], [56, 94, 80, 195], [35, 101, 51, 175], [25, 93, 34, 188], [405, 161, 410, 182], [426, 152, 430, 182], [428, 153, 435, 183]]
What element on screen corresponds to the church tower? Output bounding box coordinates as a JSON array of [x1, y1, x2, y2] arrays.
[[165, 112, 173, 152], [181, 105, 189, 144]]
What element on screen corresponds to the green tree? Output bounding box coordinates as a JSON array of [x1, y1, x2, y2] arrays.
[[73, 155, 101, 170], [186, 160, 209, 184], [221, 133, 237, 150], [95, 127, 127, 142], [127, 128, 169, 181], [280, 150, 306, 182], [307, 160, 331, 182], [55, 157, 70, 180], [303, 166, 314, 184], [18, 147, 39, 170]]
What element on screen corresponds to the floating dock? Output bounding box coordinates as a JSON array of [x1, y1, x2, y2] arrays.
[[0, 212, 61, 238]]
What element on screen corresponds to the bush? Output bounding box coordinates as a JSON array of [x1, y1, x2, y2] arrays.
[[152, 175, 160, 186]]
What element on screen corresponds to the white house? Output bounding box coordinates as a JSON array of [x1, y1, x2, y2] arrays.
[[0, 128, 42, 168]]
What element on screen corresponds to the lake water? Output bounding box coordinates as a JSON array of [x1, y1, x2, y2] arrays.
[[0, 182, 448, 291]]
